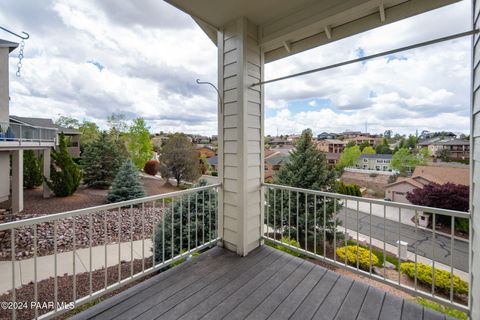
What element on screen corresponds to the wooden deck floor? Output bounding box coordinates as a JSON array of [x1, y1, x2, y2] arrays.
[[73, 245, 453, 320]]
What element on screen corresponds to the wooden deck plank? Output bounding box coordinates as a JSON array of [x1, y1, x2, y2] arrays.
[[356, 286, 386, 320], [334, 281, 370, 320], [244, 260, 315, 320], [157, 247, 280, 319], [402, 300, 424, 320], [379, 293, 404, 320], [289, 270, 339, 320], [135, 247, 271, 320], [204, 253, 303, 320], [312, 275, 354, 320], [179, 246, 292, 320], [78, 247, 227, 320], [112, 248, 246, 320], [423, 306, 446, 320], [72, 245, 455, 320], [267, 266, 327, 319]]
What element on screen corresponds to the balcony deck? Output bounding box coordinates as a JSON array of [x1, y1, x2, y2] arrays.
[[72, 245, 451, 320]]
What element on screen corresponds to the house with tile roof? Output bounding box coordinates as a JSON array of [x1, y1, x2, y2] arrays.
[[385, 165, 469, 204]]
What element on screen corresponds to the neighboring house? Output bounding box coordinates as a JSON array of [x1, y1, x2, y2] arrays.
[[418, 138, 469, 161], [385, 165, 469, 204], [338, 131, 362, 139], [268, 136, 288, 146], [345, 135, 381, 146], [316, 139, 346, 153], [317, 132, 337, 140], [355, 154, 393, 171], [10, 115, 82, 157], [286, 134, 300, 144], [207, 156, 218, 172], [196, 145, 216, 158], [325, 152, 341, 169], [0, 39, 56, 213], [264, 153, 289, 181]]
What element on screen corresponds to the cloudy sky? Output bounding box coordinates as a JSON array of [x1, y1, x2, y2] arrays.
[[0, 0, 472, 136]]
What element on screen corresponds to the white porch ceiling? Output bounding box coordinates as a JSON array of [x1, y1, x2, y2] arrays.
[[165, 0, 461, 63]]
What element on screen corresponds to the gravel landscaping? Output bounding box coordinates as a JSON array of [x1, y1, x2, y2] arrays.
[[0, 257, 156, 320]]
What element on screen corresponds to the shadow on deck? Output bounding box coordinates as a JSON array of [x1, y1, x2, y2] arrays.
[[72, 245, 452, 320]]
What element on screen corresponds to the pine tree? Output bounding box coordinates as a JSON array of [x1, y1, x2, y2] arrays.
[[107, 159, 146, 203], [268, 129, 340, 248], [153, 180, 217, 261], [23, 150, 43, 189], [81, 132, 124, 188], [45, 133, 82, 196]]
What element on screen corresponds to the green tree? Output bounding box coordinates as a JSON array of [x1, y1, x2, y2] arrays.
[[107, 159, 146, 203], [406, 134, 418, 149], [269, 129, 340, 248], [337, 145, 361, 169], [23, 150, 43, 189], [375, 137, 392, 154], [127, 118, 153, 169], [45, 133, 82, 196], [79, 121, 100, 151], [160, 133, 201, 186], [54, 115, 80, 129], [81, 132, 125, 188], [153, 180, 217, 261], [361, 146, 376, 155], [358, 141, 370, 151], [345, 141, 356, 148], [336, 181, 362, 197], [390, 148, 419, 174]]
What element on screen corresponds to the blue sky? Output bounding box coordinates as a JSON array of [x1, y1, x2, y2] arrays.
[[0, 0, 472, 136]]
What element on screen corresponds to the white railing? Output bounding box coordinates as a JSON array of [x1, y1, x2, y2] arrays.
[[0, 122, 57, 144], [0, 183, 221, 319], [263, 183, 471, 314]]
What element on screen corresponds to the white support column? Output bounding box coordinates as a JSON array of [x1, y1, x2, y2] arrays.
[[218, 17, 264, 256], [11, 150, 23, 213], [42, 148, 52, 198], [470, 1, 480, 317]]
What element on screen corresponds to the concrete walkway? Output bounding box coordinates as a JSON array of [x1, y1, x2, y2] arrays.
[[0, 239, 153, 294]]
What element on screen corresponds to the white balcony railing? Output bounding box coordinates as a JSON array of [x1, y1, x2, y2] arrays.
[[0, 122, 57, 144], [0, 183, 220, 319], [263, 183, 471, 314]]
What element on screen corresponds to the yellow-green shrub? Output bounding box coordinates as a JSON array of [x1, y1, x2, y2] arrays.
[[400, 262, 468, 295], [269, 237, 303, 257], [336, 245, 379, 270]]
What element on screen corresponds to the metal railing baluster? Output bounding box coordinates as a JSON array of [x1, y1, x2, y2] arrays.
[[54, 220, 58, 310], [450, 215, 455, 303], [89, 212, 93, 296], [104, 211, 108, 288], [11, 228, 15, 320], [34, 225, 38, 319]]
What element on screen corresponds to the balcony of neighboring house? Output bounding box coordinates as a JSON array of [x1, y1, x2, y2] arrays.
[[0, 121, 57, 149]]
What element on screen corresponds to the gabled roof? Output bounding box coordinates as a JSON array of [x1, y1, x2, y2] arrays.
[[385, 177, 425, 189], [0, 39, 18, 53], [412, 165, 469, 186], [265, 154, 289, 166], [10, 116, 81, 134]]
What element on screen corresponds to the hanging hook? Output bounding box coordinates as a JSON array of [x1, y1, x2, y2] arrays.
[[0, 26, 30, 40], [196, 79, 223, 114]]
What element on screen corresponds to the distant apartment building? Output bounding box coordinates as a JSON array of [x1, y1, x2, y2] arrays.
[[417, 138, 470, 161], [316, 139, 345, 169], [345, 135, 381, 146], [355, 154, 393, 171]]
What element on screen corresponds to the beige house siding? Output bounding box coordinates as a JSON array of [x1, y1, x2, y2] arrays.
[[219, 17, 263, 255], [385, 182, 415, 204]]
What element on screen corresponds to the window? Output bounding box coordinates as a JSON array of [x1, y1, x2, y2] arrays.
[[363, 159, 368, 163], [375, 166, 380, 170]]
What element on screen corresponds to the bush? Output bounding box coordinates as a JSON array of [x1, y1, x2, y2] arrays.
[[107, 160, 146, 203], [268, 237, 303, 257], [369, 172, 378, 177], [336, 181, 362, 197], [24, 150, 43, 189], [144, 160, 160, 175], [153, 180, 217, 261], [400, 262, 468, 295], [45, 133, 82, 197], [346, 240, 399, 268], [336, 245, 379, 270], [211, 171, 218, 177]]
